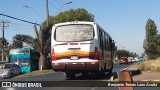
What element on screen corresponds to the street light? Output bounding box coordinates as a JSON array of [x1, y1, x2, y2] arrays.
[[22, 5, 46, 20], [55, 2, 72, 15]]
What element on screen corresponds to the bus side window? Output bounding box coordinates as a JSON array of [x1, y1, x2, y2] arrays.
[[104, 34, 107, 50], [109, 38, 113, 51], [107, 37, 110, 51], [99, 30, 103, 48], [105, 35, 108, 50]]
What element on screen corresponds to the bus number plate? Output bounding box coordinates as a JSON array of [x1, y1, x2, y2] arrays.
[[71, 56, 78, 60]]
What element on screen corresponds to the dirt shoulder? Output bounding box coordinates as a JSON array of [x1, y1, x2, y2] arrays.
[[126, 63, 160, 81]]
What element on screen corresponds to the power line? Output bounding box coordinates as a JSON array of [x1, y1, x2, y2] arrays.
[[0, 13, 40, 26], [54, 0, 66, 11], [10, 22, 33, 27], [22, 6, 46, 20], [60, 0, 71, 10], [48, 1, 59, 11]]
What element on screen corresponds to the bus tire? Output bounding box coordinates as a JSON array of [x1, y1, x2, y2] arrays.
[[82, 71, 88, 76], [108, 69, 112, 75], [65, 73, 75, 79], [107, 63, 113, 75], [70, 73, 75, 79], [96, 70, 105, 78], [66, 74, 70, 79]]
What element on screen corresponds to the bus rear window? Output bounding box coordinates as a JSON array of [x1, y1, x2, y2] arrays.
[[55, 24, 94, 41]]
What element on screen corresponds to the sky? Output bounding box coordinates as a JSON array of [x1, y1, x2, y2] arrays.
[[0, 0, 160, 55]]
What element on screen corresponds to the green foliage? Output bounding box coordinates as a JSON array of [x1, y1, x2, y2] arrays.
[[39, 8, 94, 53], [11, 39, 23, 49], [0, 38, 10, 60], [40, 8, 94, 32], [115, 49, 138, 59], [144, 18, 159, 59], [13, 24, 51, 70], [39, 8, 94, 48], [13, 8, 94, 70], [52, 8, 94, 24]]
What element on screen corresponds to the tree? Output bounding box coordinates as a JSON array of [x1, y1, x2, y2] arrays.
[[11, 39, 23, 49], [13, 24, 50, 70], [13, 8, 94, 70], [144, 18, 159, 59], [41, 8, 94, 32], [115, 49, 137, 59], [0, 38, 10, 60]]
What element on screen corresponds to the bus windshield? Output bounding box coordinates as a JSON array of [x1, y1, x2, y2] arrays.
[[55, 24, 94, 41], [21, 58, 30, 66]]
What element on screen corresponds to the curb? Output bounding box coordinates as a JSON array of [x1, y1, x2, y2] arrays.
[[110, 65, 133, 81], [122, 63, 136, 71], [121, 63, 142, 76], [110, 63, 141, 81], [139, 80, 160, 82]]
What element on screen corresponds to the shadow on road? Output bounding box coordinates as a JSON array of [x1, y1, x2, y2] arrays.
[[66, 72, 117, 80]]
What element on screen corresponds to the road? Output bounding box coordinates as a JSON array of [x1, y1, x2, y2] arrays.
[[0, 63, 131, 90], [1, 63, 130, 81], [3, 63, 159, 90]]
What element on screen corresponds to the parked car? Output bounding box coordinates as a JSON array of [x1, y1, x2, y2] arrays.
[[134, 57, 139, 62], [0, 61, 8, 64], [128, 57, 134, 64], [138, 57, 144, 62], [119, 57, 129, 65], [0, 63, 21, 78]]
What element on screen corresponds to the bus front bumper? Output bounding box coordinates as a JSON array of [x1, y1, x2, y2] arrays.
[[51, 60, 99, 71]]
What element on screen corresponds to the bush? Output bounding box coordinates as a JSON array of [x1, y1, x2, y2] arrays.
[[138, 59, 160, 72]]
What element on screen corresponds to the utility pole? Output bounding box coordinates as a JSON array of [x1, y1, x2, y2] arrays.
[[46, 0, 49, 26], [0, 21, 9, 61]]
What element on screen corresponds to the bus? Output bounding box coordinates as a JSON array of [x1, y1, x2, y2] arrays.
[[51, 21, 116, 79], [9, 48, 39, 73]]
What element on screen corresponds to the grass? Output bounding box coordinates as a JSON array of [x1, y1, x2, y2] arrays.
[[15, 69, 54, 78], [138, 58, 160, 72]]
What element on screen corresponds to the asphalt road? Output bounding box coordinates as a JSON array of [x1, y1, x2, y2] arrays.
[[1, 63, 159, 90], [0, 63, 132, 90], [1, 63, 130, 81]]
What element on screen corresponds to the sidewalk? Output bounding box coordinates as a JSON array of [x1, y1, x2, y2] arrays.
[[126, 63, 160, 81]]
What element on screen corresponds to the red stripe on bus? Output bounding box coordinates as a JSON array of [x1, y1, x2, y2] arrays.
[[80, 43, 93, 45], [55, 43, 68, 46], [69, 43, 79, 45]]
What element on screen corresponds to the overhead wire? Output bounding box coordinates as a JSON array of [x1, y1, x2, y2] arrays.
[[60, 0, 71, 10], [54, 0, 67, 11]]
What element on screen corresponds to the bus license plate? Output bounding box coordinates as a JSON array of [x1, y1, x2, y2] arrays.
[[71, 56, 78, 60]]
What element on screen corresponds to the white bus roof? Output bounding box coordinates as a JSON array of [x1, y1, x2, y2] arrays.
[[53, 21, 96, 26], [52, 21, 113, 40]]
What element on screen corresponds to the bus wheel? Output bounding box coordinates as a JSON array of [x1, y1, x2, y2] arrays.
[[70, 73, 75, 79], [66, 74, 70, 79], [96, 70, 105, 78], [108, 69, 112, 75], [65, 73, 75, 79], [82, 71, 89, 76]]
